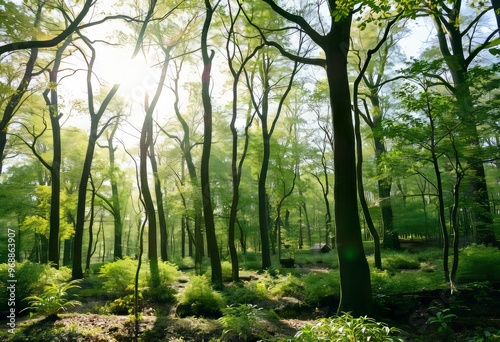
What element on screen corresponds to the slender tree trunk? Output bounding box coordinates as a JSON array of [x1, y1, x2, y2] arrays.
[[106, 121, 123, 260], [72, 79, 119, 279], [201, 0, 222, 286], [354, 113, 382, 269], [140, 53, 170, 286], [429, 113, 450, 283], [85, 176, 97, 274], [140, 109, 160, 286], [150, 140, 168, 261], [258, 98, 272, 269], [73, 123, 98, 279]]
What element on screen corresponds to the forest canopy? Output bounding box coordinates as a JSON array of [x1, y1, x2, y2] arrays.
[[1, 0, 499, 318]]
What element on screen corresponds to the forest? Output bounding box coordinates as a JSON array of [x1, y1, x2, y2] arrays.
[[1, 0, 500, 340]]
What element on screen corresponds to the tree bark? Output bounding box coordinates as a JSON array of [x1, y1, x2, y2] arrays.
[[201, 0, 222, 287], [326, 16, 372, 316], [72, 48, 119, 278]]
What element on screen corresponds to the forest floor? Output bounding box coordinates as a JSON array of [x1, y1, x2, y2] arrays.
[[3, 263, 500, 341]]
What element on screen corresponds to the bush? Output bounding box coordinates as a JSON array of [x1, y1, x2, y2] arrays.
[[99, 258, 180, 297], [99, 258, 137, 296], [371, 268, 443, 295], [176, 275, 225, 318], [293, 312, 403, 342], [269, 273, 306, 300], [104, 293, 142, 315], [21, 279, 81, 318], [223, 281, 269, 305], [384, 254, 420, 270], [302, 271, 340, 307], [143, 283, 177, 304], [0, 262, 72, 315], [219, 304, 267, 341]]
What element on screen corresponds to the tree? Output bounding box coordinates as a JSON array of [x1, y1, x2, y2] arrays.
[[246, 0, 375, 314], [201, 0, 223, 286], [99, 116, 125, 260], [425, 0, 498, 238], [72, 33, 120, 279], [224, 1, 263, 280], [352, 17, 402, 269]]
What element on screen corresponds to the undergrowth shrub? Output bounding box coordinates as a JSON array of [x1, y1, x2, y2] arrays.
[[302, 271, 340, 307], [99, 258, 137, 296], [104, 293, 143, 315], [293, 312, 403, 342], [223, 281, 269, 305], [176, 275, 225, 318], [384, 254, 420, 270], [239, 252, 261, 271], [21, 279, 81, 318], [371, 268, 443, 294], [269, 274, 305, 300], [457, 244, 500, 283], [99, 258, 180, 297], [0, 262, 71, 315], [219, 304, 267, 341]]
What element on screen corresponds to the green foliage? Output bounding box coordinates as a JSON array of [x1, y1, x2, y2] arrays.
[[223, 281, 269, 305], [269, 273, 306, 300], [104, 293, 142, 315], [302, 271, 340, 307], [99, 257, 137, 296], [6, 320, 107, 342], [293, 312, 403, 341], [218, 304, 266, 341], [176, 275, 225, 318], [456, 244, 500, 283], [205, 260, 233, 281], [143, 283, 177, 304], [0, 262, 71, 314], [371, 268, 444, 295], [239, 252, 261, 271], [384, 254, 421, 270], [99, 258, 180, 297], [22, 279, 81, 318], [464, 327, 500, 342], [425, 307, 457, 341]]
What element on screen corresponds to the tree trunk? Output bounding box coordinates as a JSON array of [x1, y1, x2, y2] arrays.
[[72, 77, 119, 279], [140, 52, 170, 286], [433, 11, 493, 238], [73, 122, 98, 279], [201, 0, 222, 286], [106, 121, 123, 260], [150, 139, 168, 262], [326, 16, 372, 315]]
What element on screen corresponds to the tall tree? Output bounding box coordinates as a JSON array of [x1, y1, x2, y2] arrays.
[[72, 34, 120, 279], [224, 2, 264, 280], [43, 37, 73, 268], [243, 0, 385, 314], [426, 0, 498, 238], [201, 0, 222, 286]]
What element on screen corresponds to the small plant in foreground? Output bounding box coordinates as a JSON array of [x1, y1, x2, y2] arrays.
[[293, 312, 403, 342], [426, 306, 456, 337], [176, 275, 225, 318], [22, 279, 82, 318], [219, 304, 266, 341]]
